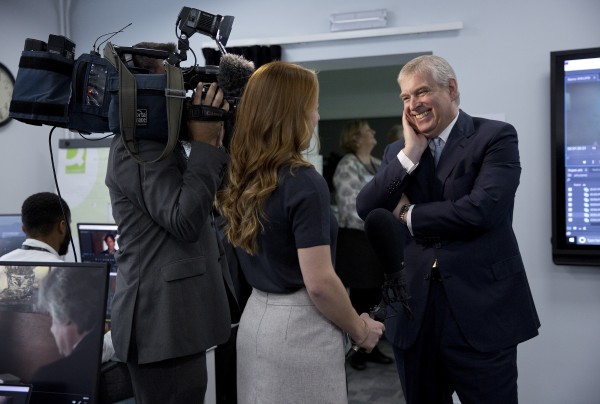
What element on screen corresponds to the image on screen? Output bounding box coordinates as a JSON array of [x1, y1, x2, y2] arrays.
[[563, 57, 600, 246], [77, 224, 118, 320], [0, 384, 32, 404], [0, 261, 109, 404], [77, 223, 119, 272], [0, 215, 26, 257], [551, 47, 600, 265]]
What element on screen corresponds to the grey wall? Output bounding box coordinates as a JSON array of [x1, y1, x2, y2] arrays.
[[0, 1, 65, 213], [2, 0, 600, 402]]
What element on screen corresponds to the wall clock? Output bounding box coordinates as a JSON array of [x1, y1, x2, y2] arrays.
[[0, 62, 15, 127]]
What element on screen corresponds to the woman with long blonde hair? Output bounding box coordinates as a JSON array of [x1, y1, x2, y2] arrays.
[[218, 61, 384, 403]]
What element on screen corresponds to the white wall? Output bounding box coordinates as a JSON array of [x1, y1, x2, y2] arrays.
[[0, 0, 66, 213], [2, 0, 600, 402]]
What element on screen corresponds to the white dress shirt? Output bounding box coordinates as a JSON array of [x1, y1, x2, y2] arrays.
[[0, 238, 62, 262]]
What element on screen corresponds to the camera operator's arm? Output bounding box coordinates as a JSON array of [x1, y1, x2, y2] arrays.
[[187, 82, 230, 147], [106, 82, 231, 243]]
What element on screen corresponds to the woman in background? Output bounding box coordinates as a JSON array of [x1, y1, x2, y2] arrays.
[[218, 61, 384, 404], [333, 120, 394, 370]]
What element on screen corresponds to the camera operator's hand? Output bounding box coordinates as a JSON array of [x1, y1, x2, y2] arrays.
[[187, 82, 230, 147]]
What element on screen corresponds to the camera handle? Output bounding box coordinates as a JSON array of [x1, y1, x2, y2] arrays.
[[104, 42, 186, 164]]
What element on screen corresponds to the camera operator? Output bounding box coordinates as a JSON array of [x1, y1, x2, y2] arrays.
[[104, 59, 234, 403]]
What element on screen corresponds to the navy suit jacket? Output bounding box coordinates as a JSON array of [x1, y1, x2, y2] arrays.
[[357, 110, 540, 352]]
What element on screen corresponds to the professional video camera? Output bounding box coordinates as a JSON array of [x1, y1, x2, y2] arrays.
[[9, 6, 255, 163], [107, 7, 255, 132], [113, 8, 252, 100]]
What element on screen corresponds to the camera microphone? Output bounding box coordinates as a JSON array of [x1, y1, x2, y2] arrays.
[[364, 208, 413, 321], [217, 53, 255, 103], [216, 53, 254, 149], [346, 208, 413, 360]]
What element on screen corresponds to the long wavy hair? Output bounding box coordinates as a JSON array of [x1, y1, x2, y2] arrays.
[[217, 61, 318, 255]]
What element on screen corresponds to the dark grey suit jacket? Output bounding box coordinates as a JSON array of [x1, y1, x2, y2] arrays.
[[357, 110, 540, 352], [105, 135, 235, 364]]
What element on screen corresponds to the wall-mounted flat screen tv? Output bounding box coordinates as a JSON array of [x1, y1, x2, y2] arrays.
[[551, 47, 600, 266]]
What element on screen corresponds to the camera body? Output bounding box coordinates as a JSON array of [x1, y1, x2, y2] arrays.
[[9, 6, 250, 160], [182, 64, 219, 91]]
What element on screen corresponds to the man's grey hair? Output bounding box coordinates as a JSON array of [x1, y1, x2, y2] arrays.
[[399, 55, 461, 105], [37, 267, 103, 334]]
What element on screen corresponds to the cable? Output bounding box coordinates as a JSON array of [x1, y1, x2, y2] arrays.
[[77, 131, 114, 142], [93, 23, 132, 53], [48, 126, 79, 262]]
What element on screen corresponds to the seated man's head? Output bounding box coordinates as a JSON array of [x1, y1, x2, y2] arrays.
[[37, 267, 101, 356], [21, 192, 71, 256]]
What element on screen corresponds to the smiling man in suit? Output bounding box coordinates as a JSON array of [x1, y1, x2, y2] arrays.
[[356, 55, 540, 404]]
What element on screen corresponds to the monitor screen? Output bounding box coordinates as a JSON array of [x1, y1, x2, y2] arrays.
[[0, 214, 26, 257], [551, 47, 600, 266], [0, 383, 33, 404], [77, 224, 118, 320], [76, 224, 119, 272], [0, 261, 109, 404]]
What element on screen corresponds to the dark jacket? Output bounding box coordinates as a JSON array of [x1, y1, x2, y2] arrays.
[[105, 135, 235, 364]]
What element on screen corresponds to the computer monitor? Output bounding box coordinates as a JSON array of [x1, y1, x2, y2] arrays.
[[77, 223, 118, 321], [0, 383, 33, 404], [0, 261, 109, 404], [550, 47, 600, 265], [76, 223, 119, 272], [0, 214, 26, 256]]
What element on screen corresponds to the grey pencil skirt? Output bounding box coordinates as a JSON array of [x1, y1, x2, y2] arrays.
[[236, 288, 348, 404]]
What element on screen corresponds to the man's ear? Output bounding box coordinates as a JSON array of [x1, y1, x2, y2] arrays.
[[447, 78, 459, 101], [58, 219, 68, 236]]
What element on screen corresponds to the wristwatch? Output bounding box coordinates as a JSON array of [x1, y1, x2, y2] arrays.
[[399, 204, 411, 224]]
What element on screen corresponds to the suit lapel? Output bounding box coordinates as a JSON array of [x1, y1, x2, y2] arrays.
[[407, 111, 476, 203], [434, 111, 475, 192]]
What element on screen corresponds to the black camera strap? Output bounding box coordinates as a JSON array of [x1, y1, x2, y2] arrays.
[[186, 104, 231, 121], [104, 42, 185, 164]]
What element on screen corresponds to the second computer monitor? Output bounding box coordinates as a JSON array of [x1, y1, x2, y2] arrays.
[[77, 223, 119, 273], [77, 223, 119, 321], [0, 214, 26, 256]]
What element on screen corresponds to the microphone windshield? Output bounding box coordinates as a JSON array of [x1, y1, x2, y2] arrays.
[[364, 208, 408, 276], [365, 208, 413, 318], [217, 53, 255, 99]]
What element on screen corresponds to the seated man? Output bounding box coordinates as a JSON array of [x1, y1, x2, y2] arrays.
[[0, 192, 71, 297], [0, 192, 126, 401], [0, 192, 71, 262], [30, 266, 105, 396]]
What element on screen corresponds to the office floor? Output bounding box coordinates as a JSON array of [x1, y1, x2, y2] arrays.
[[114, 339, 406, 404], [345, 339, 406, 404]]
